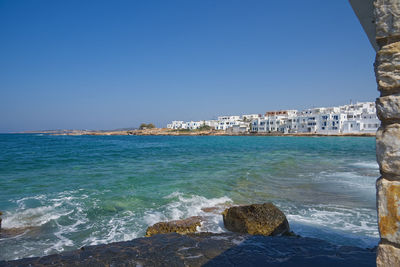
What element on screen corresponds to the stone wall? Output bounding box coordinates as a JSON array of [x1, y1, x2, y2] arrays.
[[374, 0, 400, 266]]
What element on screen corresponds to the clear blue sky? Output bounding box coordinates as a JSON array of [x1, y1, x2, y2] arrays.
[[0, 0, 377, 132]]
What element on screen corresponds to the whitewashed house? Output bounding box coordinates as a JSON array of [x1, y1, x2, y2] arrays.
[[295, 106, 347, 134], [241, 114, 260, 121], [342, 112, 379, 133], [167, 121, 185, 130], [167, 120, 203, 130], [167, 102, 380, 134], [250, 102, 379, 134], [251, 110, 297, 133], [186, 121, 203, 130], [216, 116, 241, 130], [227, 122, 250, 133], [204, 120, 218, 129]]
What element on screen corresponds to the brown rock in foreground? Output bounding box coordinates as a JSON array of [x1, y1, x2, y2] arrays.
[[145, 216, 202, 237], [222, 203, 289, 236]]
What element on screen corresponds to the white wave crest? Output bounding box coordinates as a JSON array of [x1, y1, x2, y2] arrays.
[[283, 203, 379, 247], [2, 206, 71, 229], [83, 215, 139, 246], [316, 171, 376, 190], [351, 162, 379, 169], [145, 192, 232, 233]]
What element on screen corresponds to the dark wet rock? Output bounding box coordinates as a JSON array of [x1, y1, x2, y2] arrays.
[[284, 231, 301, 237], [145, 216, 202, 237], [222, 203, 290, 236], [0, 211, 2, 231], [0, 232, 375, 267]]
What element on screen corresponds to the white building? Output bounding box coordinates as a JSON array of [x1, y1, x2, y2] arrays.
[[167, 120, 204, 130], [342, 111, 380, 134], [226, 122, 250, 133], [216, 116, 241, 130], [186, 121, 203, 130], [167, 121, 185, 130], [251, 110, 298, 133], [167, 102, 379, 134], [251, 102, 380, 134], [204, 120, 218, 129], [241, 114, 260, 121]]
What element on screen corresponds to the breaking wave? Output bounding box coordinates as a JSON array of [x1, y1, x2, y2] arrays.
[[143, 192, 232, 233], [283, 203, 379, 248], [350, 161, 379, 169], [0, 190, 232, 261]]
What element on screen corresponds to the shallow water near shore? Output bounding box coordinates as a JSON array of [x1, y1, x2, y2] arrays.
[[0, 134, 379, 260]]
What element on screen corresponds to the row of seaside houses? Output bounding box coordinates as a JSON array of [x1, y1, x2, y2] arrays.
[[167, 115, 257, 133], [166, 102, 380, 134]]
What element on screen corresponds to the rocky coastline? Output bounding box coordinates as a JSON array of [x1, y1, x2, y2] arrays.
[[0, 204, 376, 266], [22, 128, 376, 137]]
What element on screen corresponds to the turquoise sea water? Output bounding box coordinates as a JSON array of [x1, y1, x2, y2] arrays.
[[0, 134, 379, 260]]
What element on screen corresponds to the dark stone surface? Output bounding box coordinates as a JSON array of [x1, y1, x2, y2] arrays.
[[0, 232, 376, 267], [0, 233, 375, 267]]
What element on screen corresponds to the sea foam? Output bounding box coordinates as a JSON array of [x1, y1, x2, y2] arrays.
[[351, 161, 379, 169], [143, 192, 232, 233], [284, 203, 379, 247]]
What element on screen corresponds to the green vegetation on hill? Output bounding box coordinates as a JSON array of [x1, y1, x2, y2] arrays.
[[139, 123, 155, 130], [196, 125, 212, 131]]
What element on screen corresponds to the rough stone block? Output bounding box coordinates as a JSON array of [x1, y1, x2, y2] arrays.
[[222, 203, 289, 236], [376, 124, 400, 175], [375, 41, 400, 93], [375, 0, 400, 39], [377, 243, 400, 267], [377, 178, 400, 243], [145, 216, 202, 237], [376, 95, 400, 120]]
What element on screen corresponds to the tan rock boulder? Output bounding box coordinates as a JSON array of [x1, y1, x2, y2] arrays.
[[377, 177, 400, 244], [376, 95, 400, 121], [145, 216, 202, 237], [377, 243, 400, 267], [222, 203, 289, 236], [376, 124, 400, 176], [375, 0, 400, 39], [375, 41, 400, 94]]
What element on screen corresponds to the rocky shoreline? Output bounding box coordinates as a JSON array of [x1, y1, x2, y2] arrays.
[[22, 128, 376, 137], [0, 204, 377, 266]]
